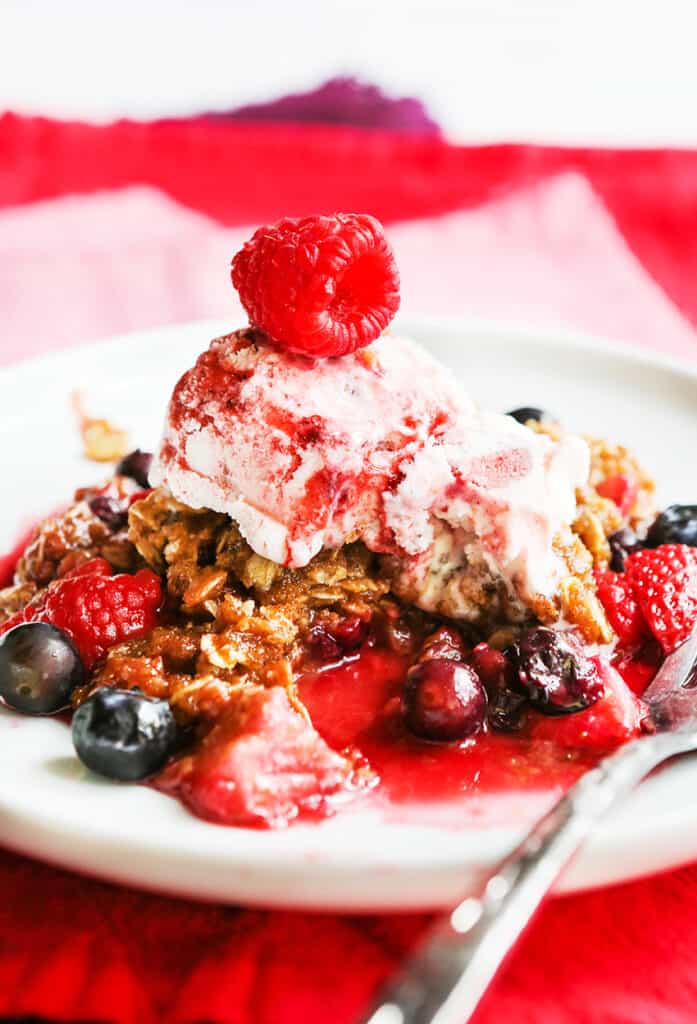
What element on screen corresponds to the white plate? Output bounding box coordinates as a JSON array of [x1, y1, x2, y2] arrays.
[[1, 316, 697, 911]]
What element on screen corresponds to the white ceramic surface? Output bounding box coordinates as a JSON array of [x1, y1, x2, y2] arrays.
[[1, 316, 697, 911]]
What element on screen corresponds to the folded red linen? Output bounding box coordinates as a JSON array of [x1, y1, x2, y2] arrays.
[[2, 112, 697, 336], [0, 847, 694, 1024]]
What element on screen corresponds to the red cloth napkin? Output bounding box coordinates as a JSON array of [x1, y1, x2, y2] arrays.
[[2, 113, 697, 1024], [3, 112, 697, 336]]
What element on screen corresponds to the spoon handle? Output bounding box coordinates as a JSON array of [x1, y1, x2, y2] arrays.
[[361, 732, 689, 1024]]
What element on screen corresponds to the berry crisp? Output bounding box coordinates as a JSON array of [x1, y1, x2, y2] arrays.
[[0, 214, 694, 831]]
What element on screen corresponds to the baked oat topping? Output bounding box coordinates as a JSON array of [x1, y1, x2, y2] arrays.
[[521, 417, 656, 641], [59, 486, 400, 726], [14, 482, 141, 590], [128, 487, 389, 625], [0, 581, 38, 626]]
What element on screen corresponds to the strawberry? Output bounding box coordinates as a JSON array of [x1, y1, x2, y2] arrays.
[[594, 569, 650, 647], [625, 544, 697, 654]]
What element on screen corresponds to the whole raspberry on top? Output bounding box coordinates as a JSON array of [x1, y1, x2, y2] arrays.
[[230, 213, 400, 358]]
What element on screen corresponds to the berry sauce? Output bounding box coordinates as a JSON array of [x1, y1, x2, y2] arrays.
[[298, 646, 600, 829]]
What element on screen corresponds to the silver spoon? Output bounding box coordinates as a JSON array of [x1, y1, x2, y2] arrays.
[[361, 626, 697, 1024]]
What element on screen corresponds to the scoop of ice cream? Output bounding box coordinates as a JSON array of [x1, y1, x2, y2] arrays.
[[151, 329, 589, 622]]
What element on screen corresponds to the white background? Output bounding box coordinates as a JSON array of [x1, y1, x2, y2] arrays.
[[2, 0, 697, 144]]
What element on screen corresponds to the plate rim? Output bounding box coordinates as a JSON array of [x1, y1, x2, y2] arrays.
[[2, 312, 697, 386], [2, 314, 697, 909]]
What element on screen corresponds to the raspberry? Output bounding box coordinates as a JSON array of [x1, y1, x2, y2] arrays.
[[594, 569, 650, 648], [471, 643, 527, 732], [230, 213, 400, 357], [596, 474, 638, 515], [625, 544, 697, 654], [0, 559, 162, 669]]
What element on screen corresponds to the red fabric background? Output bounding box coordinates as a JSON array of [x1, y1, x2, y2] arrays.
[[3, 113, 697, 334], [2, 113, 697, 1023]]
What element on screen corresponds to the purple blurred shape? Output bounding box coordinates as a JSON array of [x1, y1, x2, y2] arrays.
[[211, 76, 440, 135]]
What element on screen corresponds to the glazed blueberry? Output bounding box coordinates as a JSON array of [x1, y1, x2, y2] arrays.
[[487, 685, 529, 732], [512, 627, 603, 715], [645, 505, 697, 549], [0, 623, 84, 714], [507, 406, 552, 426], [115, 449, 153, 489], [72, 688, 177, 781], [608, 527, 642, 572], [471, 644, 528, 732], [403, 658, 487, 742], [88, 494, 128, 531]]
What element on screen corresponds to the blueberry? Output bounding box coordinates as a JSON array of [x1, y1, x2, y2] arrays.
[[645, 505, 697, 549], [512, 627, 603, 715], [88, 494, 128, 531], [471, 644, 528, 732], [72, 688, 177, 780], [115, 449, 153, 489], [0, 623, 84, 714], [487, 684, 529, 732], [608, 527, 642, 572], [402, 658, 487, 742], [507, 407, 553, 426]]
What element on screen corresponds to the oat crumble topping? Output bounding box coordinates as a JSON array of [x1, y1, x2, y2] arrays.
[[0, 424, 656, 729]]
